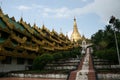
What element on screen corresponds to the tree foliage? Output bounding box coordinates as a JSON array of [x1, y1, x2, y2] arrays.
[[91, 17, 120, 62]]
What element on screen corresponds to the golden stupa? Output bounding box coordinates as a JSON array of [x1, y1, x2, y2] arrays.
[[71, 17, 81, 42]]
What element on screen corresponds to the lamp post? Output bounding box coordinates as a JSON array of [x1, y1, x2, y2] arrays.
[[109, 16, 120, 65]]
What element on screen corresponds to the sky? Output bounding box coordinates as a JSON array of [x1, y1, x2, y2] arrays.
[[0, 0, 120, 39]]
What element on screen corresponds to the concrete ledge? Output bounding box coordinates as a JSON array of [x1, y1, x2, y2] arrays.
[[98, 73, 120, 79], [45, 66, 77, 70], [9, 73, 68, 79]]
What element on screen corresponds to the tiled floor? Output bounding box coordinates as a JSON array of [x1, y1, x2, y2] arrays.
[[0, 78, 66, 80]]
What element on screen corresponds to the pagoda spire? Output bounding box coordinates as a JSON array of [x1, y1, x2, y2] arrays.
[[0, 8, 3, 14], [73, 17, 79, 33], [20, 17, 23, 23], [0, 2, 3, 15], [70, 17, 81, 42], [74, 16, 76, 21]]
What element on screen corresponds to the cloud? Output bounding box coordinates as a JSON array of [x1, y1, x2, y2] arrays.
[[81, 0, 88, 2], [41, 0, 120, 22], [67, 30, 72, 39], [17, 5, 31, 11], [92, 0, 120, 23], [42, 7, 70, 18], [46, 0, 120, 22], [16, 0, 120, 22], [41, 7, 89, 18]]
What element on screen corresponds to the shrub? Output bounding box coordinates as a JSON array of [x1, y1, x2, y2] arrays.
[[69, 50, 77, 58], [62, 51, 71, 58], [32, 53, 53, 70], [52, 52, 63, 61], [94, 48, 118, 62], [70, 47, 81, 57]]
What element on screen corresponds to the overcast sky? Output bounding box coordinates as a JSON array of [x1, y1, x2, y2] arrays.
[[0, 0, 120, 39]]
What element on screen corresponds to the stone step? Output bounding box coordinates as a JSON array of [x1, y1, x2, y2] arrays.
[[93, 59, 109, 62], [97, 73, 120, 80], [0, 78, 66, 80], [8, 58, 81, 79], [68, 71, 77, 80], [95, 65, 120, 69], [51, 60, 80, 64], [68, 48, 97, 80], [44, 58, 80, 71], [46, 63, 79, 66], [9, 73, 68, 79], [45, 66, 77, 70], [88, 71, 96, 80]]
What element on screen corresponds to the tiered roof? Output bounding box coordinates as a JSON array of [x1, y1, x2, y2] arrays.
[[0, 9, 73, 60]]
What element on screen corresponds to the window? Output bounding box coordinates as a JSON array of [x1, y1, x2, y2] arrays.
[[27, 59, 33, 65], [17, 58, 25, 64], [2, 56, 12, 64]]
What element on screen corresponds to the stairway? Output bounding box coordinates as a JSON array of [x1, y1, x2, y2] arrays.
[[93, 57, 120, 80], [68, 48, 96, 80], [45, 58, 80, 71], [8, 58, 80, 80]]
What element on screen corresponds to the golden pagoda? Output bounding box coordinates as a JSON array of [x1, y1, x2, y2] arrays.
[[71, 17, 81, 42]]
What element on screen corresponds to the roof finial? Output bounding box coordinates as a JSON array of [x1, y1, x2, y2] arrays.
[[66, 32, 68, 38], [42, 20, 44, 26], [0, 1, 3, 14], [60, 28, 62, 33], [42, 23, 45, 29], [34, 19, 36, 26], [21, 11, 23, 18], [19, 11, 23, 22], [34, 19, 36, 23], [74, 16, 76, 21], [0, 1, 2, 9], [20, 17, 23, 22]]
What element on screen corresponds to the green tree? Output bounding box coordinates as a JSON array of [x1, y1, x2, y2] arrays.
[[91, 17, 120, 63]]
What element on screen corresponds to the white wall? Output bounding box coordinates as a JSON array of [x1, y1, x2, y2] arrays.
[[0, 58, 28, 72]]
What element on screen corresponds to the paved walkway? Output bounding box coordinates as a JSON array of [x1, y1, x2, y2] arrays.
[[68, 47, 96, 80], [75, 48, 90, 80]]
